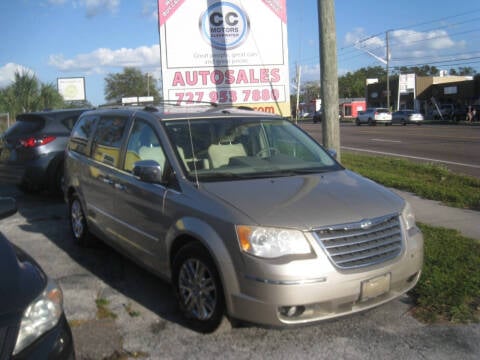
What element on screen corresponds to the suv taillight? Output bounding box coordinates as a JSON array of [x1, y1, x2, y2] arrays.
[[20, 135, 56, 148]]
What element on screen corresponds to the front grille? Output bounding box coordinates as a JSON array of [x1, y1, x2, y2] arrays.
[[313, 214, 403, 269]]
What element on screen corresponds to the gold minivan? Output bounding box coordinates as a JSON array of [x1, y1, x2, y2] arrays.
[[64, 104, 423, 332]]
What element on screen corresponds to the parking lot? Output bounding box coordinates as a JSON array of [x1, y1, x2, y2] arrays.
[[1, 184, 479, 359]]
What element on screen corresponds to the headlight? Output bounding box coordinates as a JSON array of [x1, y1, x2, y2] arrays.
[[236, 225, 311, 258], [402, 201, 416, 232], [13, 279, 63, 356]]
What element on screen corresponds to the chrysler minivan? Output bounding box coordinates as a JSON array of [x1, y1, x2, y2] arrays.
[[64, 104, 423, 332]]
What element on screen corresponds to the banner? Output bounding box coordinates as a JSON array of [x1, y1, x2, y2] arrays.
[[158, 0, 290, 116]]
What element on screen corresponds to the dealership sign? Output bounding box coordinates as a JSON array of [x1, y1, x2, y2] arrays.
[[158, 0, 290, 116]]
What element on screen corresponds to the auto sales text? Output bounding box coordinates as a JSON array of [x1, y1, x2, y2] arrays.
[[172, 68, 281, 87]]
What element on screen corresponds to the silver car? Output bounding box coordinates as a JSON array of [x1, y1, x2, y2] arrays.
[[356, 108, 392, 125], [392, 110, 424, 125], [64, 105, 423, 332]]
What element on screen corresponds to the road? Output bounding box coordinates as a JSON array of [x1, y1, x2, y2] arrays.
[[300, 123, 480, 178], [1, 185, 480, 360]]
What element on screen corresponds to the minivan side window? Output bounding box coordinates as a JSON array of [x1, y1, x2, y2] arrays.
[[69, 115, 97, 156], [92, 117, 127, 168], [123, 119, 166, 173]]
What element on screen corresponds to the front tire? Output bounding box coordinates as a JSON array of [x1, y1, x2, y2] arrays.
[[173, 243, 225, 333]]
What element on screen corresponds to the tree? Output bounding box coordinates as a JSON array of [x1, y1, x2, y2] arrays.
[[38, 83, 65, 110], [393, 65, 439, 76], [0, 70, 70, 121], [104, 67, 160, 103], [12, 70, 40, 113], [449, 67, 476, 76], [338, 66, 386, 98], [301, 81, 321, 103]]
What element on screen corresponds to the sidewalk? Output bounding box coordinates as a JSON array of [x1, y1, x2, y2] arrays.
[[392, 189, 480, 241]]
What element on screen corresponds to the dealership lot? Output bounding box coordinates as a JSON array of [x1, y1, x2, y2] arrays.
[[0, 184, 479, 359]]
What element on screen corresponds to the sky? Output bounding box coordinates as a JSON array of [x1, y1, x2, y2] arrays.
[[1, 0, 479, 106]]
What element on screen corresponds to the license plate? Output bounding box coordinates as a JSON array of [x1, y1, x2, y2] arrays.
[[360, 273, 391, 301]]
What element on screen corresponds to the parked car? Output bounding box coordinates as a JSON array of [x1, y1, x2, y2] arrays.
[[64, 104, 423, 333], [0, 197, 75, 359], [0, 108, 90, 194], [356, 107, 392, 125], [313, 110, 322, 123], [391, 110, 424, 125]]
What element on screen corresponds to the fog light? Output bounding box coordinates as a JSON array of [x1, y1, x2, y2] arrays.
[[407, 272, 419, 283], [279, 305, 305, 318]]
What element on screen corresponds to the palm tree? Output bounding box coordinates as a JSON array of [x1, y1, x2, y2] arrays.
[[12, 70, 40, 112]]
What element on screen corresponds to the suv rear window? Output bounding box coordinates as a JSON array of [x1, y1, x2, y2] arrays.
[[4, 115, 45, 137]]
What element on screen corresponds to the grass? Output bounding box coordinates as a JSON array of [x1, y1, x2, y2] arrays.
[[95, 298, 117, 320], [340, 152, 480, 323], [410, 224, 480, 323], [341, 152, 480, 210]]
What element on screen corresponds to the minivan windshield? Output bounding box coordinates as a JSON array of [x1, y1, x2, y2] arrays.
[[164, 117, 342, 181]]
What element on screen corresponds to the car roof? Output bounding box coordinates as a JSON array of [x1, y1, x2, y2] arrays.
[[82, 104, 282, 121], [20, 108, 91, 117]]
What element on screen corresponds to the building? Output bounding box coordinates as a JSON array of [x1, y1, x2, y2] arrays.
[[366, 74, 480, 115]]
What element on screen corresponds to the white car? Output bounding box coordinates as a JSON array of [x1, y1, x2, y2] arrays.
[[356, 108, 392, 126], [392, 110, 424, 125]]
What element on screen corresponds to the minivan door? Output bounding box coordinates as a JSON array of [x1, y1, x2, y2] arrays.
[[87, 115, 130, 241], [108, 119, 171, 272]]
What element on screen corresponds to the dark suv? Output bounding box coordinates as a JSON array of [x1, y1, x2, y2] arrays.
[[0, 108, 90, 194]]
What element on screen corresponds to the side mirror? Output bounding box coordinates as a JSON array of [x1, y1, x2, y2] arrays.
[[0, 197, 17, 220], [328, 149, 338, 159], [133, 160, 164, 184]]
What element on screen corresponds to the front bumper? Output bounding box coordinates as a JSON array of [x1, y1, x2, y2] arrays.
[[227, 227, 423, 327]]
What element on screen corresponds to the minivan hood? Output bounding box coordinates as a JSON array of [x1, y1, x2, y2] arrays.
[[201, 170, 404, 229]]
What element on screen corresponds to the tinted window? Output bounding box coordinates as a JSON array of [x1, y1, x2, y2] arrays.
[[61, 115, 81, 131], [123, 119, 166, 173], [92, 117, 127, 168], [69, 115, 97, 155], [4, 116, 44, 137]]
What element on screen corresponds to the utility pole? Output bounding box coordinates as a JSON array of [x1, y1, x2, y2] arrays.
[[386, 31, 390, 110], [147, 73, 150, 97], [318, 0, 340, 160]]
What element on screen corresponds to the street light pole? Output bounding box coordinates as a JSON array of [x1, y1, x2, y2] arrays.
[[386, 31, 390, 109]]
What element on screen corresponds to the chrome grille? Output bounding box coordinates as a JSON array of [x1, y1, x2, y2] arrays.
[[314, 214, 403, 269]]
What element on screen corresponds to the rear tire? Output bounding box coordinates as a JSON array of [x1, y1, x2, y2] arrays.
[[69, 194, 92, 247], [173, 242, 225, 333]]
